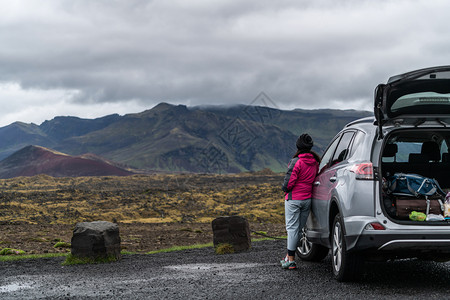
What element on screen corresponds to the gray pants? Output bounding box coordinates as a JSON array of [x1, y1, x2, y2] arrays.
[[285, 199, 311, 253]]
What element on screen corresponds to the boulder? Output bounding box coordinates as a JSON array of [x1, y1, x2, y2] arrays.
[[71, 221, 121, 260], [212, 216, 251, 252]]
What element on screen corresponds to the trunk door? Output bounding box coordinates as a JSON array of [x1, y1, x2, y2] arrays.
[[375, 66, 450, 127]]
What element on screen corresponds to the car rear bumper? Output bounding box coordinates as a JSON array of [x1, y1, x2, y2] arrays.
[[343, 215, 450, 253], [349, 233, 450, 253]]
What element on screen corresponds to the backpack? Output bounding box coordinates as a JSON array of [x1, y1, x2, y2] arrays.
[[387, 173, 446, 198]]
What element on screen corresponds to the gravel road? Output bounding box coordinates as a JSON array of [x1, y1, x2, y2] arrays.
[[2, 239, 450, 299]]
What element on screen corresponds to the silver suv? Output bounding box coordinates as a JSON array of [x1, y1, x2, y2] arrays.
[[297, 66, 450, 281]]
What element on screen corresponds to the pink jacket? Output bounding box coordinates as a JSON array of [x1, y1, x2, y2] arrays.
[[282, 153, 319, 200]]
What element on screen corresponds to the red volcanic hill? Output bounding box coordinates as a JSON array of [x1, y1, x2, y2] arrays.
[[0, 145, 134, 179]]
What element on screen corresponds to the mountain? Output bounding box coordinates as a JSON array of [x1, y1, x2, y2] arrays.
[[40, 114, 121, 141], [0, 145, 133, 179], [0, 122, 55, 159], [0, 103, 373, 173]]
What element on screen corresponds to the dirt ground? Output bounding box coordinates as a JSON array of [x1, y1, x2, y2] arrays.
[[0, 173, 287, 255], [0, 222, 286, 254]]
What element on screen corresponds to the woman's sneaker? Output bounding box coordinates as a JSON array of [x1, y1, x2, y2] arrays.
[[281, 259, 297, 270], [280, 254, 288, 265]]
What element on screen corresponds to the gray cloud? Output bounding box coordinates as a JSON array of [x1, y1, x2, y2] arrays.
[[1, 0, 450, 126]]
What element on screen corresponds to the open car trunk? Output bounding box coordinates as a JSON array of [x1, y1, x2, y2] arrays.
[[380, 127, 450, 223]]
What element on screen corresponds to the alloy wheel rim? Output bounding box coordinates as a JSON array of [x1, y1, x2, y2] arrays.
[[332, 222, 342, 272], [298, 227, 312, 255]]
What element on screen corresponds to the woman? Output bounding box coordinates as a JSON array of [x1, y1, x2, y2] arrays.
[[280, 133, 320, 269]]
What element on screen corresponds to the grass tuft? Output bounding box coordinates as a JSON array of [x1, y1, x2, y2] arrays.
[[120, 250, 138, 255], [214, 243, 235, 255], [62, 254, 120, 265], [252, 236, 287, 242], [54, 242, 71, 248], [0, 248, 25, 255], [253, 231, 268, 236], [146, 242, 213, 254], [0, 253, 68, 262]]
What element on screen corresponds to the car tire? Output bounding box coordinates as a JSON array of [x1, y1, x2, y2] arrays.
[[297, 227, 329, 262], [331, 214, 364, 282]]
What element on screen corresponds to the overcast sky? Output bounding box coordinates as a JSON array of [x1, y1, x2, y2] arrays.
[[1, 0, 450, 127]]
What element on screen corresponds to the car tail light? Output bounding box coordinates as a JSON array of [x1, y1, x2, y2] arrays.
[[350, 163, 374, 180], [364, 222, 386, 230]]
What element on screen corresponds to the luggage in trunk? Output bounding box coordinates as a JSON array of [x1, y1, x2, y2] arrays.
[[384, 172, 446, 220], [395, 198, 443, 219], [388, 173, 445, 198]]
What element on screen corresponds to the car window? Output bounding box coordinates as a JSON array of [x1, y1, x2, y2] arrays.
[[319, 135, 341, 172], [440, 140, 448, 161], [330, 132, 355, 166], [348, 131, 365, 159], [391, 92, 450, 114], [441, 140, 448, 153], [382, 142, 421, 163]]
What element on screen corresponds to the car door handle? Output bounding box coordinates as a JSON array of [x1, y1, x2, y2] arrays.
[[314, 181, 320, 186], [329, 176, 337, 182]]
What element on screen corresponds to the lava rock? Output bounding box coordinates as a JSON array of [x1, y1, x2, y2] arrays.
[[71, 221, 121, 260], [212, 216, 251, 251]]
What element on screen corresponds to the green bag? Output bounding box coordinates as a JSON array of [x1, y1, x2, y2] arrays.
[[409, 211, 426, 221]]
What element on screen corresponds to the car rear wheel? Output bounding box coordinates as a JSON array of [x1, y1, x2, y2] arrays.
[[332, 214, 364, 282], [297, 227, 329, 262]]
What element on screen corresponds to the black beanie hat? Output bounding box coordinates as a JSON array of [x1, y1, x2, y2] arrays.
[[296, 133, 313, 150]]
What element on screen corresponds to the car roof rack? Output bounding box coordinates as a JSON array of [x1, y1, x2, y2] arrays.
[[345, 116, 375, 128]]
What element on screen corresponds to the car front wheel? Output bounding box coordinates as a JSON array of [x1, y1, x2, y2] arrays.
[[332, 214, 364, 282], [297, 227, 329, 262]]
